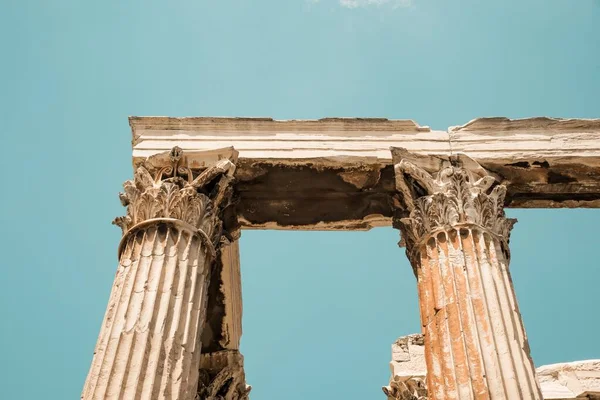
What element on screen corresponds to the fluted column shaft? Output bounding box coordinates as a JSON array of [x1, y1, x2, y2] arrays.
[[392, 150, 542, 400], [82, 221, 212, 399], [414, 227, 539, 400], [82, 147, 237, 400]]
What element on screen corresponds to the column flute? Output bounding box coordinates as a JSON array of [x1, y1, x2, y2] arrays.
[[391, 149, 542, 400], [82, 147, 236, 400]]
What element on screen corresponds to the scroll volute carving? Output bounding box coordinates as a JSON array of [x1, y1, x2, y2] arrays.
[[113, 146, 238, 246], [391, 148, 516, 262]]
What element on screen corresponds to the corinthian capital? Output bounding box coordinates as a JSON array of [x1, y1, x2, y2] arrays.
[[113, 147, 237, 246], [391, 148, 516, 260]]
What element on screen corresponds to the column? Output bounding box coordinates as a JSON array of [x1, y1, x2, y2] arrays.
[[391, 150, 542, 400], [82, 147, 236, 400]]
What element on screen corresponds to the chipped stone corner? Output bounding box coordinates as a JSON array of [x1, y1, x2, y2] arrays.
[[197, 350, 251, 400], [383, 334, 427, 400], [536, 360, 600, 400], [383, 335, 600, 400]]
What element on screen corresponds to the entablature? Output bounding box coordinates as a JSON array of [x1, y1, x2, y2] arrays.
[[129, 116, 600, 230]]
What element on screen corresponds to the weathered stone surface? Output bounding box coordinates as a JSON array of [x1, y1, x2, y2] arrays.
[[82, 148, 237, 400], [383, 334, 428, 400], [201, 239, 244, 354], [218, 240, 243, 351], [537, 360, 600, 399], [196, 350, 251, 400], [129, 116, 600, 230], [81, 223, 211, 400], [384, 335, 600, 400], [84, 115, 600, 399], [392, 153, 542, 399], [392, 150, 516, 267]]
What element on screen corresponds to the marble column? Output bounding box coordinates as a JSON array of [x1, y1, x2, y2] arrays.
[[391, 150, 542, 400], [82, 147, 236, 400]]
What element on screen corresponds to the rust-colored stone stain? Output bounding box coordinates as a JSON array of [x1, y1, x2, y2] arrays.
[[413, 228, 542, 399]]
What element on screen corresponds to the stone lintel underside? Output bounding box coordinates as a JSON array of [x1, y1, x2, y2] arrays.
[[130, 116, 600, 230]]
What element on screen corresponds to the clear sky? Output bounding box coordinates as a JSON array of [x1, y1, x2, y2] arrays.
[[1, 1, 599, 399]]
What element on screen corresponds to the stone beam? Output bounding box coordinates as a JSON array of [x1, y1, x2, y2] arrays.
[[130, 116, 600, 230]]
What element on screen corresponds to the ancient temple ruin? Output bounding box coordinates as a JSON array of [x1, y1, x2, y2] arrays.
[[82, 116, 600, 399]]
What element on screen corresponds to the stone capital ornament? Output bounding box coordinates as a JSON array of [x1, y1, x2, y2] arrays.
[[390, 148, 542, 400], [392, 150, 516, 266], [113, 146, 237, 253], [82, 147, 240, 400], [383, 378, 427, 400]]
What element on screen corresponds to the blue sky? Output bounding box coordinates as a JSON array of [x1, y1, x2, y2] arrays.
[[1, 1, 599, 399]]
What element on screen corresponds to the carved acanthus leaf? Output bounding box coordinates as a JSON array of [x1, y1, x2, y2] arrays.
[[383, 377, 428, 400], [113, 147, 236, 244], [393, 159, 516, 261]]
